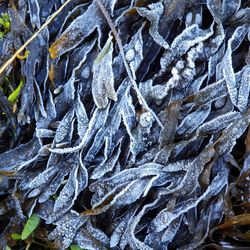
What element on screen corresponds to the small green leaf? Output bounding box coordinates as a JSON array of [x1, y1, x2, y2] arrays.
[[4, 20, 10, 30], [11, 233, 22, 240], [0, 13, 10, 38], [8, 80, 24, 103], [0, 31, 4, 39], [70, 245, 84, 250], [21, 214, 40, 240], [6, 246, 12, 250], [0, 18, 5, 26], [94, 35, 113, 65], [0, 13, 10, 29], [50, 194, 59, 201], [1, 13, 10, 22]]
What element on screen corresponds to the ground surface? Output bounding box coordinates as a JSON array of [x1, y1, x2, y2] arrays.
[[0, 0, 250, 249]]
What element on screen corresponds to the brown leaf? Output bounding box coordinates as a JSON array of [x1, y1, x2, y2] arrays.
[[217, 214, 250, 229]]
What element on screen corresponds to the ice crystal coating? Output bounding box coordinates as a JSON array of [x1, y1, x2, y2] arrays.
[[0, 0, 250, 249]]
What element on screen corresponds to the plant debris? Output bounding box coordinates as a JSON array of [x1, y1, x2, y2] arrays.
[[0, 0, 250, 249]]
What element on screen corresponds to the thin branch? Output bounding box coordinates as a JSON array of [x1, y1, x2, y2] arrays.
[[0, 0, 74, 75], [95, 0, 164, 129]]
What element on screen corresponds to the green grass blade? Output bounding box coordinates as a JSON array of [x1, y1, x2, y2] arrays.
[[93, 35, 113, 65], [21, 214, 40, 240], [8, 80, 24, 103], [70, 245, 84, 250], [11, 233, 22, 240]]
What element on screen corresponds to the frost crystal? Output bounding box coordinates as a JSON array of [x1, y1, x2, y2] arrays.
[[0, 1, 249, 249]]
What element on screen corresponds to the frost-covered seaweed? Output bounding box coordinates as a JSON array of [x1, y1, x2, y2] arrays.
[[0, 0, 250, 249]]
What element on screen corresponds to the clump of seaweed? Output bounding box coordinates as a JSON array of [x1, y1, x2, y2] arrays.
[[0, 0, 250, 249]]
